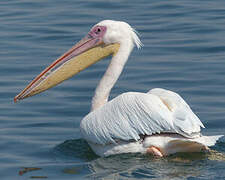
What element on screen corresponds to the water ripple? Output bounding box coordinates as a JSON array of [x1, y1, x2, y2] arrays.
[[1, 0, 225, 179]]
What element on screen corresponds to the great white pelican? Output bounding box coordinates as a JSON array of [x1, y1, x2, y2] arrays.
[[14, 20, 223, 157]]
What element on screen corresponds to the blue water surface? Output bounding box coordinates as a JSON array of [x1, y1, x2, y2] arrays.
[[1, 0, 225, 179]]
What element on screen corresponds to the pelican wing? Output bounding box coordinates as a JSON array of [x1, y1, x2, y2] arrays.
[[80, 89, 205, 145], [148, 88, 205, 136]]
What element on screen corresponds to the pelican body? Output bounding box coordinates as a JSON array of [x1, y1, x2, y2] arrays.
[[15, 20, 223, 157]]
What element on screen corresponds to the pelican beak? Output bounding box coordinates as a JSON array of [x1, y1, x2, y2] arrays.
[[14, 34, 120, 102]]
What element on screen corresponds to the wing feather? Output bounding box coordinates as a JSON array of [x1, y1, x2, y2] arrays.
[[80, 89, 204, 145]]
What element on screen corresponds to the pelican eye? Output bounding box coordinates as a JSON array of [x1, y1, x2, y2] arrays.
[[95, 27, 101, 34]]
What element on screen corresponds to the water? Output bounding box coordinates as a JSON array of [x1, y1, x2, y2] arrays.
[[1, 0, 225, 179]]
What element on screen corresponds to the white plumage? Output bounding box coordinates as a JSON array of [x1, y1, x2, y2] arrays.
[[81, 88, 203, 145], [80, 88, 222, 157]]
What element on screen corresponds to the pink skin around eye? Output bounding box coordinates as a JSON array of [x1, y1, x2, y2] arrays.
[[89, 26, 107, 38]]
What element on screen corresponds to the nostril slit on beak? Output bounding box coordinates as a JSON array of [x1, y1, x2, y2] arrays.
[[88, 34, 93, 38]]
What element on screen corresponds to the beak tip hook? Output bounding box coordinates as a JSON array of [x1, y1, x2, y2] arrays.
[[14, 96, 18, 103]]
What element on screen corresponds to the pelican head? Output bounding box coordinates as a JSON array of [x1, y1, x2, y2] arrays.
[[14, 20, 141, 102]]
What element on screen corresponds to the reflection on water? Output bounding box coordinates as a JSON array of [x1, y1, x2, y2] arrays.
[[17, 139, 225, 179], [88, 153, 203, 179], [53, 139, 225, 179]]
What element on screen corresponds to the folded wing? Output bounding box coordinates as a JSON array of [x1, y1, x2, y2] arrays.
[[80, 89, 204, 145]]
